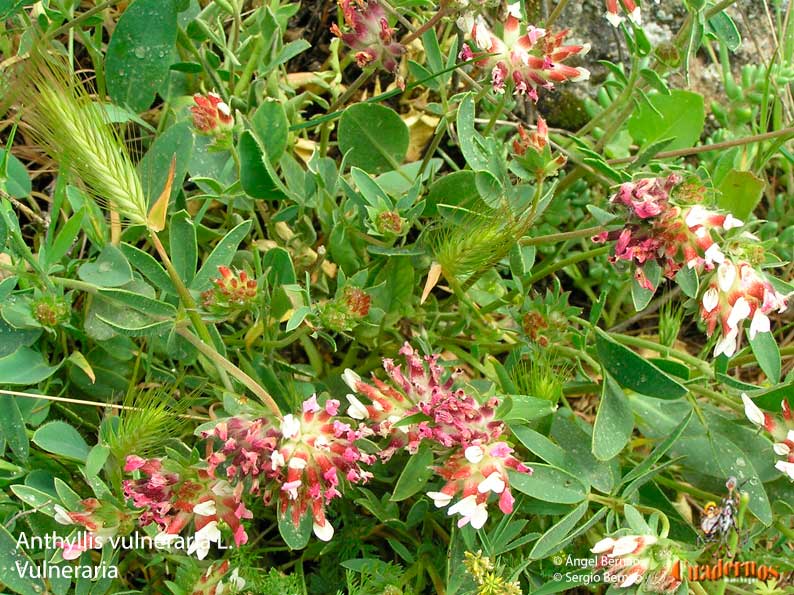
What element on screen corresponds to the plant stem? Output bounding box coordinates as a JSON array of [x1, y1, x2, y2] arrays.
[[545, 0, 572, 29], [176, 327, 282, 416], [526, 245, 610, 285], [402, 6, 448, 45], [149, 231, 233, 391], [608, 126, 794, 165], [520, 225, 606, 246]]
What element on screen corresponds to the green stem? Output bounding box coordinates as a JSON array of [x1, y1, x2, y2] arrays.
[[232, 34, 264, 99], [149, 231, 233, 392], [526, 245, 610, 285], [520, 225, 606, 246], [176, 326, 282, 416]]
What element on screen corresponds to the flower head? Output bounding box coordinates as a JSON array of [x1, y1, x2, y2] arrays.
[[201, 394, 375, 542], [191, 92, 234, 134], [201, 266, 258, 313], [462, 10, 589, 100], [331, 0, 405, 76]]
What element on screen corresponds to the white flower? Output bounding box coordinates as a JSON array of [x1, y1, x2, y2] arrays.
[[473, 16, 492, 49], [288, 456, 308, 469], [741, 393, 765, 427], [270, 450, 286, 470], [477, 471, 506, 494], [726, 297, 751, 330], [227, 568, 246, 592], [628, 6, 642, 24], [749, 310, 770, 339], [427, 491, 453, 508], [506, 2, 522, 18], [591, 537, 615, 554], [704, 243, 725, 266], [448, 494, 488, 529], [685, 205, 706, 228], [211, 481, 234, 497], [346, 394, 369, 420], [773, 442, 790, 456], [702, 288, 719, 313], [280, 414, 301, 440], [464, 445, 484, 464], [192, 500, 217, 517], [718, 262, 737, 292], [188, 521, 221, 560], [774, 460, 794, 480], [342, 369, 361, 392], [714, 327, 739, 357], [605, 11, 624, 26], [723, 214, 743, 230], [313, 520, 335, 541], [53, 505, 73, 525]]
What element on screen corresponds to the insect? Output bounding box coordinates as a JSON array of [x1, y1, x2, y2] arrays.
[[699, 476, 741, 546]]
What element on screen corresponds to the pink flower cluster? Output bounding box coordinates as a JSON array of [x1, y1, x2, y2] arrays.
[[343, 343, 532, 529], [593, 174, 789, 357], [331, 0, 405, 75], [460, 3, 589, 100], [743, 394, 794, 481], [700, 262, 788, 357], [123, 456, 252, 559], [605, 0, 641, 27], [201, 395, 375, 542]]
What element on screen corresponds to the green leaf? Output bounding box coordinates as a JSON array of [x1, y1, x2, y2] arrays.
[[190, 220, 252, 291], [425, 170, 480, 216], [592, 373, 634, 461], [456, 94, 488, 170], [98, 289, 177, 318], [620, 411, 691, 490], [78, 244, 134, 287], [238, 131, 285, 199], [10, 484, 58, 515], [508, 465, 588, 503], [338, 103, 409, 174], [32, 421, 90, 462], [528, 501, 589, 559], [391, 442, 434, 501], [752, 382, 794, 411], [278, 506, 313, 550], [496, 395, 555, 423], [105, 0, 179, 112], [120, 243, 177, 295], [139, 121, 194, 208], [674, 265, 699, 298], [169, 210, 197, 284], [0, 524, 45, 595], [85, 444, 110, 479], [251, 100, 289, 163], [628, 90, 705, 151], [43, 208, 84, 270], [748, 329, 780, 384], [631, 259, 661, 311], [0, 147, 32, 198], [0, 347, 59, 385], [708, 11, 741, 51], [716, 169, 765, 220], [639, 69, 670, 95], [594, 329, 687, 399], [0, 395, 28, 461]]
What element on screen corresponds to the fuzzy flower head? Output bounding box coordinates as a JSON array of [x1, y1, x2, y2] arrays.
[[122, 456, 252, 557], [461, 4, 590, 100], [191, 92, 233, 135], [741, 393, 794, 481], [201, 395, 376, 542], [512, 117, 567, 177], [201, 266, 258, 313], [317, 286, 371, 332], [700, 261, 788, 357], [331, 0, 405, 76], [605, 0, 641, 27]]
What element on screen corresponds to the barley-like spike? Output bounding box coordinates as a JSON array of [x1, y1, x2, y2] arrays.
[[2, 48, 148, 226]]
